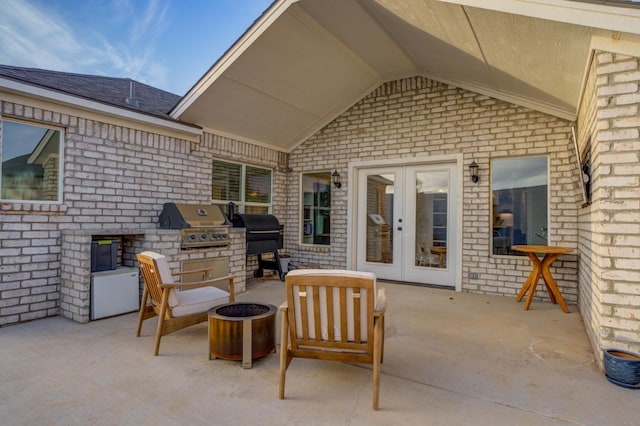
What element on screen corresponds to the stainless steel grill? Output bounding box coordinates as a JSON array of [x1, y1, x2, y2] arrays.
[[159, 203, 231, 249]]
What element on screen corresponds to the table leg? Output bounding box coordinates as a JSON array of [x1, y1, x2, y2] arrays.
[[516, 253, 543, 311], [523, 257, 542, 311], [540, 254, 558, 304], [541, 254, 570, 313], [516, 264, 537, 301]]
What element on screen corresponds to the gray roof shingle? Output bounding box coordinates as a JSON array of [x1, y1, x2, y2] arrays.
[[0, 65, 185, 122]]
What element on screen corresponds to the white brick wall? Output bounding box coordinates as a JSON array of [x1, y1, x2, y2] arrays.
[[287, 76, 580, 301], [0, 100, 284, 326], [581, 52, 640, 361]]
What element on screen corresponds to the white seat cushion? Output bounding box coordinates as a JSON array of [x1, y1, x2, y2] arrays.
[[138, 251, 230, 316], [170, 286, 230, 317]]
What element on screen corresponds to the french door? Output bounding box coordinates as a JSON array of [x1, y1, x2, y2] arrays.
[[355, 162, 458, 286]]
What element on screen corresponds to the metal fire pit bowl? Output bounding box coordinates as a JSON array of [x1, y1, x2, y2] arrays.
[[208, 302, 276, 368]]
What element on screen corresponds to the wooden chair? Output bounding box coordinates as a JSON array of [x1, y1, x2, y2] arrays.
[[279, 269, 387, 410], [136, 251, 235, 355]]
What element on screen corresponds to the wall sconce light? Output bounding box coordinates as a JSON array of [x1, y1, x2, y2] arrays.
[[469, 160, 479, 183], [332, 170, 342, 189]]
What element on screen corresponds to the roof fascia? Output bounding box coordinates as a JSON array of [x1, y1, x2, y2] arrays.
[[437, 0, 640, 35], [0, 77, 202, 137], [170, 0, 299, 119]]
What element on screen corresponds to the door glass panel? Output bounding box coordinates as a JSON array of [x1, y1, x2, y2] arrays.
[[365, 174, 394, 264], [415, 170, 448, 269]]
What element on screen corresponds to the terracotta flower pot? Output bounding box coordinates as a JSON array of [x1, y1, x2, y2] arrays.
[[603, 349, 640, 389]]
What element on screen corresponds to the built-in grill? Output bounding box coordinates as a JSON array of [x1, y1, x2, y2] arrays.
[[232, 214, 284, 280], [159, 203, 231, 249]]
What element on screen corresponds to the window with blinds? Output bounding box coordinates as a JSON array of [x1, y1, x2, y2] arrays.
[[212, 160, 272, 215]]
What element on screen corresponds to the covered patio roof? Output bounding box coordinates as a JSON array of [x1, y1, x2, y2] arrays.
[[171, 0, 640, 152]]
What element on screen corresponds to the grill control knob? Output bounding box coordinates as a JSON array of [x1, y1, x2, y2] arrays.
[[200, 233, 207, 241], [221, 233, 228, 238], [188, 234, 196, 241]]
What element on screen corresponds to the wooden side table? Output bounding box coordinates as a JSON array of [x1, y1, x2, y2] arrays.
[[511, 245, 573, 313]]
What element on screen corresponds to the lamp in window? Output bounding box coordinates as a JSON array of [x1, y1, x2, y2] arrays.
[[332, 170, 342, 189], [498, 211, 514, 227], [469, 160, 479, 183]]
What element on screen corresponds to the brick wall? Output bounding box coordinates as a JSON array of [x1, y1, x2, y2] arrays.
[[287, 76, 580, 300], [588, 52, 640, 359], [0, 99, 285, 326], [576, 53, 601, 359]]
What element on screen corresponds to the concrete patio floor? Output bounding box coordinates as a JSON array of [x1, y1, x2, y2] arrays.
[[1, 278, 637, 425]]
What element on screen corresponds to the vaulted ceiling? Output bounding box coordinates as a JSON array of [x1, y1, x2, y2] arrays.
[[171, 0, 640, 152]]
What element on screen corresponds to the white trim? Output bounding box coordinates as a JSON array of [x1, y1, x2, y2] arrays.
[[437, 0, 640, 35], [171, 0, 299, 119], [349, 154, 462, 170], [298, 170, 333, 247], [590, 33, 640, 57], [0, 118, 65, 204], [417, 71, 577, 121], [489, 154, 550, 251], [347, 154, 464, 291], [210, 159, 273, 213], [0, 77, 202, 137]]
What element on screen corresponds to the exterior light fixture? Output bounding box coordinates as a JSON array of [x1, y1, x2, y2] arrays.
[[332, 170, 342, 189], [469, 160, 479, 183]]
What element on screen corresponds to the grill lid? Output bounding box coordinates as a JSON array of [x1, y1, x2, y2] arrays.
[[232, 214, 280, 232], [159, 203, 228, 229]]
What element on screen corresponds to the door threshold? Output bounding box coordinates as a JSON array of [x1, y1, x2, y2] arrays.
[[377, 279, 455, 290]]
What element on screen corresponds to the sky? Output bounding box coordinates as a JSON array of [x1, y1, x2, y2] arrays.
[[0, 0, 273, 95]]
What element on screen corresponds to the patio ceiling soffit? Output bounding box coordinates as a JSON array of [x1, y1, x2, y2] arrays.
[[171, 0, 640, 152]]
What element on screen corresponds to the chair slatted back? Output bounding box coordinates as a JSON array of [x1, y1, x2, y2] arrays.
[[137, 253, 166, 310], [285, 271, 375, 359]]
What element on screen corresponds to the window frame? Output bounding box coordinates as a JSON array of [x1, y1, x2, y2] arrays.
[[0, 118, 65, 204], [211, 159, 272, 214], [300, 171, 332, 246], [490, 155, 550, 256]]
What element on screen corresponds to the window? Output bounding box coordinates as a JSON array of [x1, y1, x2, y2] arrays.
[[301, 172, 331, 245], [211, 160, 272, 214], [1, 120, 63, 202], [491, 156, 548, 256]]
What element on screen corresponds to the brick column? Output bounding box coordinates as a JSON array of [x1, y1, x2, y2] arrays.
[[592, 52, 640, 358]]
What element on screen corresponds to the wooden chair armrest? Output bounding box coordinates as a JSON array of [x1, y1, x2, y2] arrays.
[[374, 288, 387, 315], [172, 267, 218, 280]]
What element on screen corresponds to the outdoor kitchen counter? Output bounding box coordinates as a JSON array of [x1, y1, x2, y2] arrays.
[[60, 227, 247, 323], [511, 245, 574, 313]]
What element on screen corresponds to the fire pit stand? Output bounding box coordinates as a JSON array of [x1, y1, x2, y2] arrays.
[[208, 302, 276, 369]]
